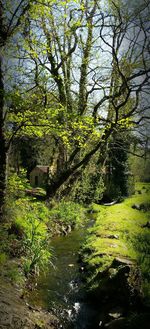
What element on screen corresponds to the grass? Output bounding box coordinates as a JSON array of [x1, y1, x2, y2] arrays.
[[83, 182, 150, 303]]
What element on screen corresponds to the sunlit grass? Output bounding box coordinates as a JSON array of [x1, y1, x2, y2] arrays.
[[83, 183, 150, 302]]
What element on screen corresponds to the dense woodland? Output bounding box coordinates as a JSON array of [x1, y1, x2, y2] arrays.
[[0, 1, 150, 328]]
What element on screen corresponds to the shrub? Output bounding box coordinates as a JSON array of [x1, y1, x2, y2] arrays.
[[5, 173, 52, 277], [6, 263, 25, 285], [71, 170, 105, 204], [0, 252, 7, 265], [11, 200, 52, 276], [48, 201, 85, 226], [6, 169, 30, 199], [22, 239, 51, 277]]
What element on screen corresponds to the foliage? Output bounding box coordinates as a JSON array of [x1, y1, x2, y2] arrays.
[[22, 239, 51, 277], [130, 150, 150, 183], [10, 135, 56, 176], [82, 183, 150, 303], [4, 170, 30, 222], [1, 0, 149, 204], [6, 262, 25, 286], [0, 252, 7, 266], [0, 0, 149, 298], [71, 165, 105, 204], [103, 132, 135, 200], [11, 198, 52, 276], [48, 201, 86, 227], [4, 171, 87, 279], [4, 171, 52, 277], [6, 169, 30, 198]]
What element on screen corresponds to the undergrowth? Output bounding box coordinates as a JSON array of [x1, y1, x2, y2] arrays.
[[1, 171, 85, 284]]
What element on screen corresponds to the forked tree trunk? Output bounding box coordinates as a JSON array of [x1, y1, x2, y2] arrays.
[[46, 127, 113, 200], [46, 168, 73, 199]]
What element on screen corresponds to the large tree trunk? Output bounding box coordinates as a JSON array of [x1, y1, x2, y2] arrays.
[[0, 3, 8, 221], [0, 55, 7, 220], [46, 168, 73, 199], [46, 126, 113, 200], [0, 1, 31, 220], [0, 139, 7, 221]]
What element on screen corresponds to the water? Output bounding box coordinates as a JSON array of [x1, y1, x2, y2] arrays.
[[28, 221, 100, 328]]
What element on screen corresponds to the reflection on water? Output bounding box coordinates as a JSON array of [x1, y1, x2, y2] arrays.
[[28, 222, 99, 328]]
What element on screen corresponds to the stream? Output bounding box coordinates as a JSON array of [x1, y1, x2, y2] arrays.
[[28, 219, 100, 329]]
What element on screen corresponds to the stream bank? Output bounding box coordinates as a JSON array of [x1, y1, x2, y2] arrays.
[[0, 277, 60, 329], [79, 186, 150, 328]]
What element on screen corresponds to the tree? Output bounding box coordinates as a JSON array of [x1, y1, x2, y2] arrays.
[[4, 0, 150, 201], [103, 131, 133, 200], [130, 146, 150, 182], [0, 0, 33, 220], [9, 134, 56, 177]]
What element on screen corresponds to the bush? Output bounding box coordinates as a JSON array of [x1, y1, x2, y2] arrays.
[[22, 239, 51, 277], [71, 170, 105, 204], [0, 252, 7, 265], [4, 170, 52, 278], [48, 201, 85, 227], [6, 169, 30, 199], [3, 171, 85, 279], [6, 263, 25, 285], [11, 199, 52, 276]]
